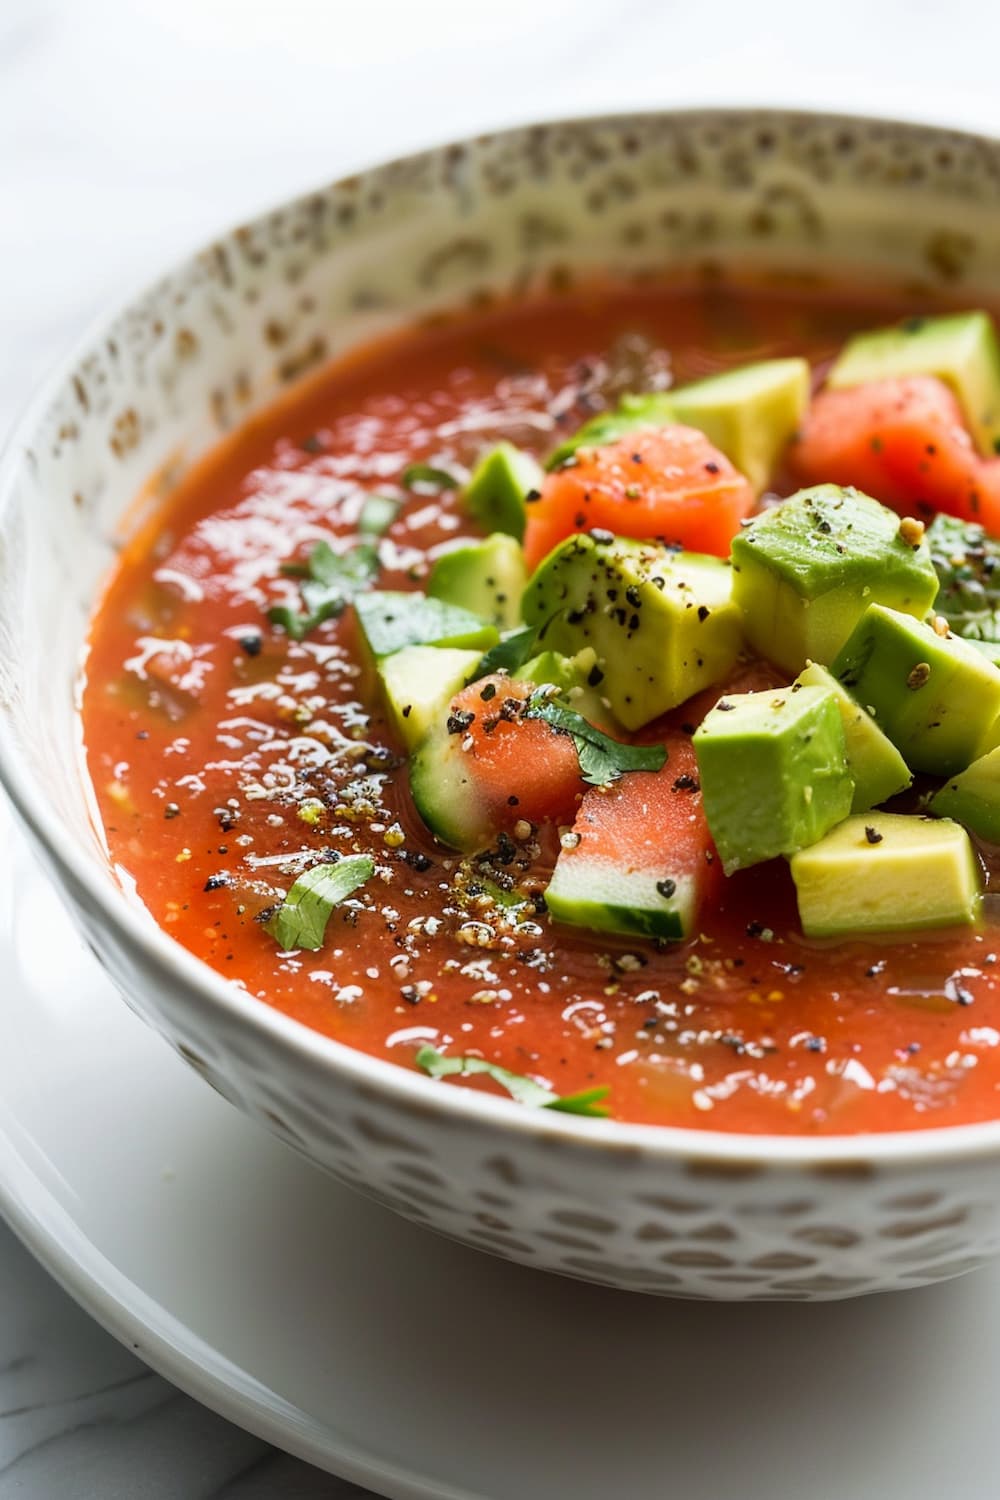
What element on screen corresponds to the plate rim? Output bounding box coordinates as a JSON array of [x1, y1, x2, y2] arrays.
[[0, 1086, 488, 1500]]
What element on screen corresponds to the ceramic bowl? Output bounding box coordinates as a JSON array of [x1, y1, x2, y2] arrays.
[[6, 108, 1000, 1302]]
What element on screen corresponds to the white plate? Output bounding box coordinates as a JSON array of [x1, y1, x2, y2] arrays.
[[3, 799, 1000, 1500]]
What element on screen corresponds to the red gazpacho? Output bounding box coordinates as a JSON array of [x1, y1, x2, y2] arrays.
[[83, 283, 1000, 1134]]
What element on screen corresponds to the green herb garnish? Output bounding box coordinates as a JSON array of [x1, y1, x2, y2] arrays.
[[927, 513, 1000, 642], [269, 539, 378, 641], [358, 494, 401, 537], [401, 463, 461, 492], [415, 1045, 610, 1116], [265, 854, 374, 951], [525, 693, 666, 786], [465, 625, 539, 682]]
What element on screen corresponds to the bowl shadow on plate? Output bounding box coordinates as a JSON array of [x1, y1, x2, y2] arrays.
[[165, 1102, 980, 1499]]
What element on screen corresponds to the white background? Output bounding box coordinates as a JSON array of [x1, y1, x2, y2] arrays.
[[5, 0, 1000, 1494]]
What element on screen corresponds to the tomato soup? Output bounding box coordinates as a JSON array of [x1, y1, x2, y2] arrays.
[[82, 281, 1000, 1135]]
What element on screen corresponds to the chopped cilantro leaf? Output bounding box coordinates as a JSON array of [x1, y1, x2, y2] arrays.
[[401, 463, 461, 492], [524, 693, 666, 786], [269, 539, 378, 641], [466, 625, 539, 682], [265, 854, 374, 952], [927, 513, 1000, 642], [414, 1045, 611, 1116]]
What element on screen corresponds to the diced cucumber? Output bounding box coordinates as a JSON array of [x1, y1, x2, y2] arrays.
[[355, 591, 498, 659], [378, 645, 482, 751]]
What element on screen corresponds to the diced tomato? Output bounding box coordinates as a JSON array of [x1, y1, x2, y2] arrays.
[[790, 375, 1000, 531], [523, 425, 755, 571], [449, 675, 586, 831]]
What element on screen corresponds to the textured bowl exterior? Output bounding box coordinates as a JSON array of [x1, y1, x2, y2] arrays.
[[7, 109, 1000, 1300]]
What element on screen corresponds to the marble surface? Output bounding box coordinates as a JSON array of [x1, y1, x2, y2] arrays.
[[10, 0, 1000, 1494]]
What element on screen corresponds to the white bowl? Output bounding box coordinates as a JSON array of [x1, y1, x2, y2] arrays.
[[6, 108, 1000, 1301]]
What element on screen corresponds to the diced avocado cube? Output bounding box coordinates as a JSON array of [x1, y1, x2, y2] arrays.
[[377, 645, 483, 751], [693, 685, 854, 874], [519, 646, 612, 726], [546, 393, 675, 470], [521, 533, 742, 731], [970, 639, 1000, 668], [354, 591, 499, 660], [731, 484, 939, 675], [827, 311, 1000, 457], [663, 358, 810, 494], [832, 604, 1000, 777], [427, 532, 527, 629], [795, 662, 912, 812], [930, 747, 1000, 842], [790, 813, 981, 937], [463, 442, 543, 541]]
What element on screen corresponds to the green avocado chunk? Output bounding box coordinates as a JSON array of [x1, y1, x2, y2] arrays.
[[355, 591, 499, 660], [930, 747, 1000, 843], [521, 533, 742, 731], [661, 358, 810, 495], [463, 442, 543, 541], [832, 604, 1000, 777], [970, 639, 1000, 668], [795, 662, 912, 812], [427, 533, 527, 629], [730, 484, 939, 675], [693, 685, 854, 875], [790, 813, 981, 938], [827, 310, 1000, 457], [545, 358, 809, 492], [377, 645, 483, 751]]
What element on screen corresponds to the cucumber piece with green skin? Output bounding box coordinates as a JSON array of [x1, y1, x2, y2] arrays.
[[427, 533, 526, 629], [545, 857, 696, 941], [463, 442, 543, 541], [355, 591, 498, 659], [409, 726, 492, 852], [790, 813, 981, 937], [795, 662, 912, 812], [694, 685, 854, 875], [930, 747, 1000, 842], [832, 604, 1000, 777], [378, 645, 483, 751], [522, 534, 742, 732], [827, 311, 1000, 458], [545, 359, 809, 492], [544, 751, 712, 941], [730, 484, 939, 676]]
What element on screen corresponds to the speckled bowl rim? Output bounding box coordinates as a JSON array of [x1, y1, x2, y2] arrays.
[[5, 104, 1000, 1172]]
